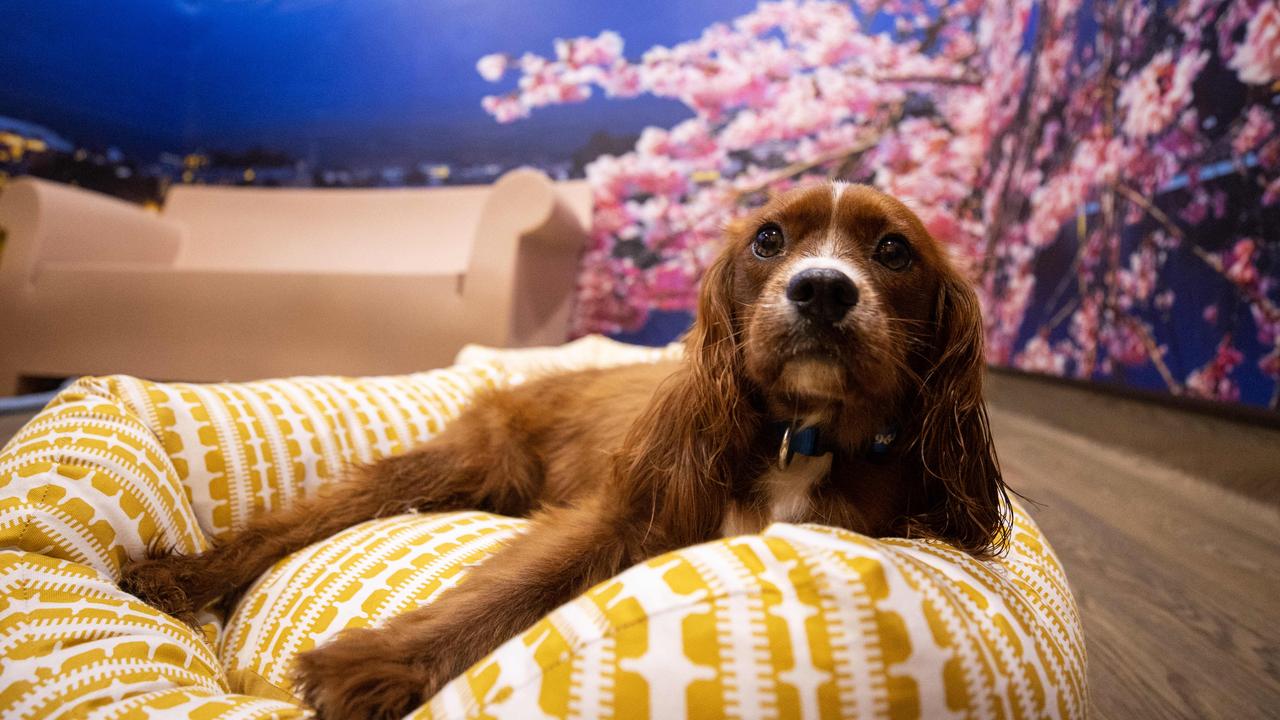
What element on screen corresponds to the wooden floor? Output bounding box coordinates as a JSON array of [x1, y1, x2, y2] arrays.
[[986, 380, 1280, 718], [4, 375, 1280, 717]]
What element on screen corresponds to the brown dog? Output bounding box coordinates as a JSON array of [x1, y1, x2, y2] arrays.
[[121, 182, 1009, 719]]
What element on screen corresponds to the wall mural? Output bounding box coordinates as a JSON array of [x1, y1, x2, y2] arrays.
[[477, 0, 1280, 410], [1, 1, 1277, 410]]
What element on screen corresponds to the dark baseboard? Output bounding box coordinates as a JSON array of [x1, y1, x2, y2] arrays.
[[0, 412, 35, 449], [988, 366, 1280, 429], [985, 367, 1280, 507]]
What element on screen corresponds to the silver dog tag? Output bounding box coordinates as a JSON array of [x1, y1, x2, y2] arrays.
[[777, 424, 793, 471]]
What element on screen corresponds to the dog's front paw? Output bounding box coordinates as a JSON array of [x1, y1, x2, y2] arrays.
[[294, 629, 430, 720], [119, 554, 202, 625]]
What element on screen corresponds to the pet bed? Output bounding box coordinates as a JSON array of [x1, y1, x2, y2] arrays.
[[0, 336, 1086, 718]]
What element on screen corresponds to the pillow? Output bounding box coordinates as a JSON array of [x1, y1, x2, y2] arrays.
[[0, 364, 508, 718], [0, 377, 229, 718], [0, 550, 304, 719], [455, 334, 682, 383], [219, 512, 525, 700], [219, 501, 1084, 718]]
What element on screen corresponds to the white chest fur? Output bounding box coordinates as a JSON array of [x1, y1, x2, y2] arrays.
[[720, 453, 832, 537]]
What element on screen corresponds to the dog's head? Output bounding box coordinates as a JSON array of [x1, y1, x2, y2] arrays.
[[686, 181, 1007, 554]]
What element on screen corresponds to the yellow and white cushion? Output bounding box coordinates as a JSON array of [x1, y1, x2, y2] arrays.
[[0, 337, 1087, 718]]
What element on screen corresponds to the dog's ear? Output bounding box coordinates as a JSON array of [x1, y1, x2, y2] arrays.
[[912, 271, 1010, 557], [684, 241, 740, 380], [612, 243, 755, 546]]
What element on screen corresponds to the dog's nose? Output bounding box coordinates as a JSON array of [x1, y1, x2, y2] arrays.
[[786, 268, 859, 323]]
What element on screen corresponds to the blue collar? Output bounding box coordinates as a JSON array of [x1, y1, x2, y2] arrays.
[[772, 422, 898, 469]]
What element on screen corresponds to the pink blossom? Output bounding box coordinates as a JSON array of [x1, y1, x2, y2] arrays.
[[636, 119, 720, 162], [1186, 336, 1244, 401], [1261, 138, 1280, 173], [1116, 244, 1159, 309], [1015, 334, 1068, 375], [1223, 237, 1260, 292], [1080, 230, 1106, 273], [600, 63, 643, 97], [480, 94, 527, 123], [1261, 346, 1280, 379], [1118, 49, 1209, 139], [1158, 109, 1208, 172], [476, 53, 508, 82], [1104, 321, 1151, 368], [555, 31, 624, 67], [1252, 302, 1280, 346], [1233, 105, 1276, 156], [1068, 293, 1103, 378], [1174, 0, 1217, 37], [1264, 176, 1280, 206], [1026, 135, 1122, 248], [1179, 187, 1228, 224], [1229, 2, 1280, 85]]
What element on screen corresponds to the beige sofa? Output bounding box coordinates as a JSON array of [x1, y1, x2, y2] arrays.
[[0, 169, 591, 394]]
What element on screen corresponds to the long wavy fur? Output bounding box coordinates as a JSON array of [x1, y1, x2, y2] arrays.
[[613, 247, 760, 547], [909, 271, 1012, 557]]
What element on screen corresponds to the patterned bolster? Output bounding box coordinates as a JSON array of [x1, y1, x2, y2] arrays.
[[0, 551, 304, 720], [0, 363, 508, 719], [0, 377, 206, 577], [411, 507, 1087, 719], [108, 364, 509, 542], [0, 376, 306, 719], [218, 503, 1087, 719]]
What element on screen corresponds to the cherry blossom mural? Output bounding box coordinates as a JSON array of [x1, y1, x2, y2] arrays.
[[477, 0, 1280, 410]]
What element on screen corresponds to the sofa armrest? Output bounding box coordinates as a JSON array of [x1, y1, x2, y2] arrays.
[[462, 168, 591, 347], [0, 177, 183, 290]]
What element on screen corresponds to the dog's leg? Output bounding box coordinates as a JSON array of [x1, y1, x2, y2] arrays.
[[120, 395, 547, 623], [292, 492, 668, 720], [291, 353, 755, 718], [298, 321, 750, 717]]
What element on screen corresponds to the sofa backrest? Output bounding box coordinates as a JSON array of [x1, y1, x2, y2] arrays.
[[163, 184, 492, 275]]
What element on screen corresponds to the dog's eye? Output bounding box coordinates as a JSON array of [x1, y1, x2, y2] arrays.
[[873, 233, 912, 271], [753, 224, 785, 259]]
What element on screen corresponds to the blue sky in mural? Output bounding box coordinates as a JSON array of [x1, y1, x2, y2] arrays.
[[1, 0, 757, 165]]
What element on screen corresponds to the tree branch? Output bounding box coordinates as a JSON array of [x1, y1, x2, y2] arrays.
[[1117, 309, 1183, 393], [731, 130, 889, 200], [874, 73, 982, 86], [1115, 182, 1280, 325]]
